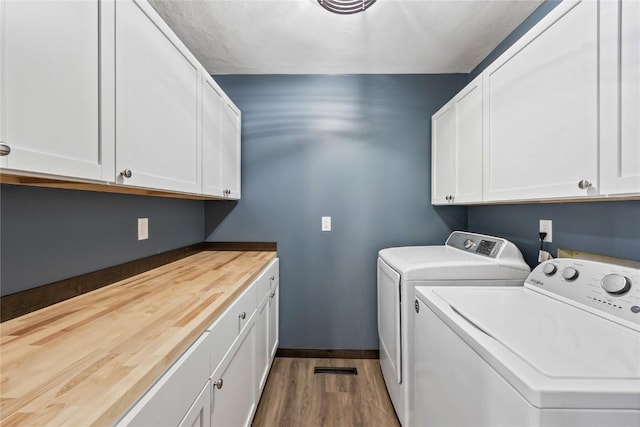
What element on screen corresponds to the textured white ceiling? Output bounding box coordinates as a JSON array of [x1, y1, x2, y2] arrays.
[[149, 0, 543, 74]]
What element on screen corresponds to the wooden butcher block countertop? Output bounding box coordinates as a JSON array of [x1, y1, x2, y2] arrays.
[[0, 250, 277, 426]]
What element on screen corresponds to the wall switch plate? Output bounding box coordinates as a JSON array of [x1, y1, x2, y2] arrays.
[[138, 218, 149, 240], [539, 219, 552, 242], [322, 216, 331, 232]]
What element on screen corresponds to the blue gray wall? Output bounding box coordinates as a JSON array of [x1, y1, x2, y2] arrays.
[[205, 75, 468, 349], [468, 202, 640, 267], [0, 184, 204, 296]]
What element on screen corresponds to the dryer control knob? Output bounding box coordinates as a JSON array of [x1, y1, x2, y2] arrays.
[[542, 263, 557, 276], [463, 239, 474, 249], [561, 267, 579, 281], [601, 274, 631, 295]]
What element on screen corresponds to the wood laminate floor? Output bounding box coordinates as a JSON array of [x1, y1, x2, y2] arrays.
[[252, 358, 401, 427]]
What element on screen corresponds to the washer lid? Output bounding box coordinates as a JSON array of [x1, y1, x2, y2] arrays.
[[429, 287, 640, 408], [378, 246, 529, 281]]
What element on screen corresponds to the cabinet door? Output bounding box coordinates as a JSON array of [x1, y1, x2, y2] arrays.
[[483, 0, 599, 201], [431, 102, 455, 205], [178, 382, 211, 427], [256, 297, 269, 393], [221, 99, 241, 199], [211, 321, 256, 427], [202, 76, 224, 197], [601, 0, 640, 195], [453, 76, 483, 204], [268, 283, 279, 363], [116, 332, 211, 427], [0, 0, 113, 180], [115, 0, 201, 193]]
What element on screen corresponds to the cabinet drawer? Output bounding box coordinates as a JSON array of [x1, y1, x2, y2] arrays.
[[208, 281, 257, 372], [257, 259, 279, 303], [117, 332, 211, 427]]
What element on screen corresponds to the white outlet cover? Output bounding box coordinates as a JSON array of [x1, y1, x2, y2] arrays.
[[539, 219, 552, 243], [322, 216, 331, 232], [138, 218, 149, 240]]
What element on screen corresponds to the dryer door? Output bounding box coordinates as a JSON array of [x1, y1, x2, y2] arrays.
[[378, 258, 402, 384]]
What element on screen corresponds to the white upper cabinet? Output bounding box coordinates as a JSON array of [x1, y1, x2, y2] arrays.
[[202, 75, 242, 200], [483, 0, 599, 201], [600, 0, 640, 195], [202, 75, 225, 197], [431, 103, 456, 204], [115, 0, 201, 194], [432, 75, 483, 205], [221, 99, 242, 199], [0, 0, 113, 181]]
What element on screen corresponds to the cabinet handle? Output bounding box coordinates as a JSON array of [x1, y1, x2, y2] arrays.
[[578, 179, 592, 189], [270, 276, 275, 281], [214, 379, 223, 389], [238, 312, 246, 320], [0, 143, 11, 156], [120, 169, 133, 179]]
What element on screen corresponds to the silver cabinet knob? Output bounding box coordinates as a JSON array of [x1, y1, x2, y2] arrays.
[[238, 312, 246, 320], [120, 169, 133, 179], [0, 143, 11, 156], [578, 179, 592, 189], [214, 379, 223, 389]]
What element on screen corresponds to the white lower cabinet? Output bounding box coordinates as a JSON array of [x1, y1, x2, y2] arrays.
[[267, 281, 279, 363], [256, 295, 270, 392], [179, 382, 211, 427], [116, 332, 212, 427], [118, 258, 279, 427], [255, 259, 280, 394], [210, 321, 256, 427]]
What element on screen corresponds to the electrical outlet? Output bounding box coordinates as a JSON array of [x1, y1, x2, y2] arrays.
[[539, 219, 552, 243], [138, 218, 149, 240], [322, 216, 331, 232]]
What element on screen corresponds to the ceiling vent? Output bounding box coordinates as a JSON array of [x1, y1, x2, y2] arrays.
[[317, 0, 377, 15]]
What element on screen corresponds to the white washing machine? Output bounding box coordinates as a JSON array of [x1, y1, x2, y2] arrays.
[[414, 258, 640, 427], [377, 231, 530, 426]]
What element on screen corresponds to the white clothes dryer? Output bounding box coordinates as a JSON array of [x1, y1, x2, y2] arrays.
[[377, 231, 530, 426], [414, 258, 640, 427]]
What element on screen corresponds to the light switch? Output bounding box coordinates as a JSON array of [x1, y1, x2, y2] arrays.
[[138, 218, 149, 240], [322, 216, 331, 232]]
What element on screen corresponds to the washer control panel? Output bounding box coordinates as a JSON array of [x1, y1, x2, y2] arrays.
[[446, 232, 504, 258], [527, 259, 640, 328]]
